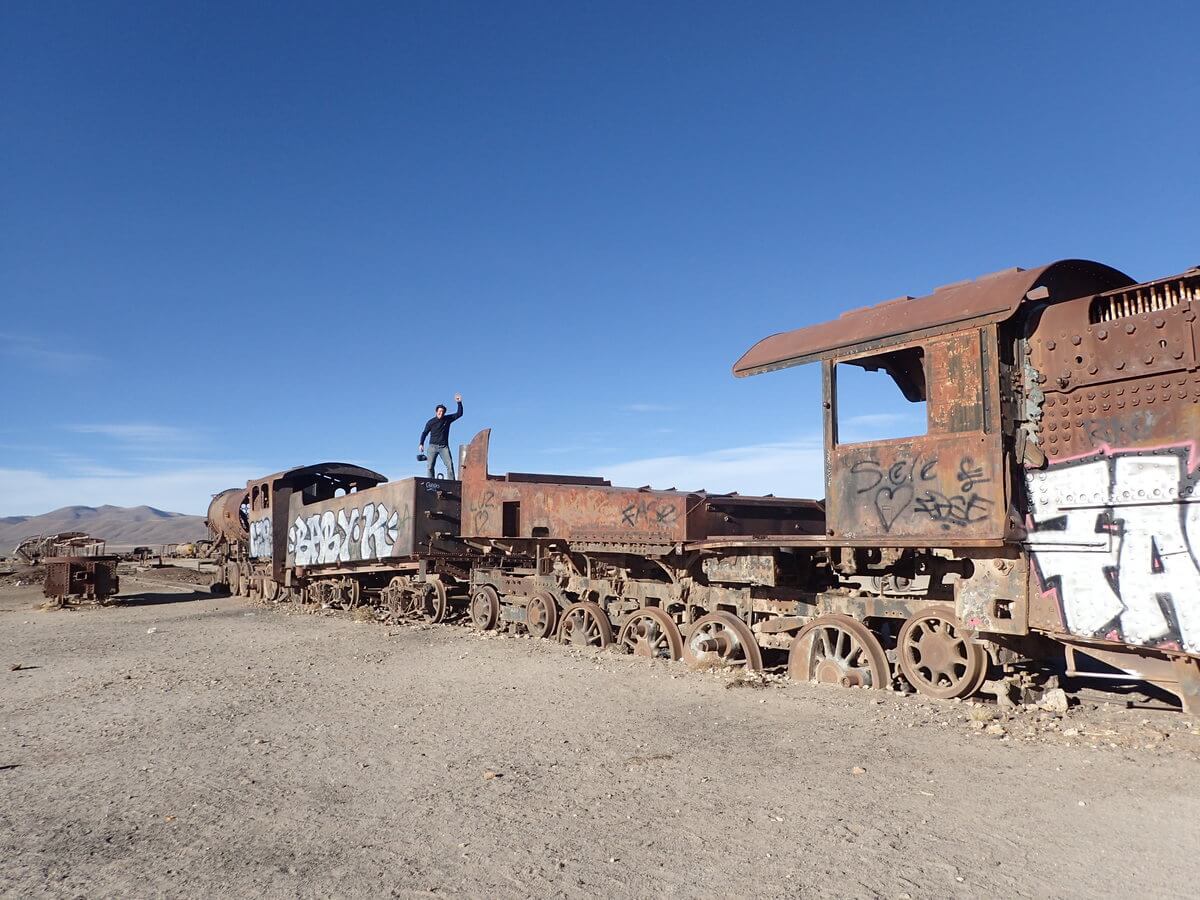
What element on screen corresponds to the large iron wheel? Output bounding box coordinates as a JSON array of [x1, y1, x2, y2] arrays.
[[617, 607, 683, 661], [341, 578, 362, 612], [525, 591, 560, 639], [897, 608, 988, 700], [788, 615, 889, 689], [684, 611, 763, 671], [470, 585, 500, 630], [227, 565, 242, 597], [419, 580, 451, 624], [382, 576, 413, 620], [557, 601, 613, 649]]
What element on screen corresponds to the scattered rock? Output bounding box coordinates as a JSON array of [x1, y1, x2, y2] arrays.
[[1039, 688, 1071, 713], [146, 627, 158, 635], [985, 723, 1007, 737], [851, 766, 866, 776], [483, 770, 502, 780]]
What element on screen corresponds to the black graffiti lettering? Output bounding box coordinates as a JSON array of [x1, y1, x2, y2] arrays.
[[621, 498, 678, 528], [914, 491, 993, 527], [956, 455, 991, 493], [471, 489, 496, 532], [850, 459, 883, 493]]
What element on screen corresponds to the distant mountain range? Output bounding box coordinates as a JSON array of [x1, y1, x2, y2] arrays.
[[0, 505, 208, 554]]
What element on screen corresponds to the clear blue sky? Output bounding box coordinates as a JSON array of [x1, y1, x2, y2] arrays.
[[2, 1, 1197, 515]]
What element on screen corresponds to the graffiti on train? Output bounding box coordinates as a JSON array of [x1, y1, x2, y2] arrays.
[[249, 517, 273, 558], [288, 501, 412, 565], [848, 452, 994, 532], [1027, 447, 1200, 652]]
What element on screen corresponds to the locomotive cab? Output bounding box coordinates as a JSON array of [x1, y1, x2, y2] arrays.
[[736, 260, 1133, 548]]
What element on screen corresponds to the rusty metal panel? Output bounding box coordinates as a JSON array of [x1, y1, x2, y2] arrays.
[[1024, 270, 1200, 657], [702, 553, 778, 586], [955, 552, 1028, 635], [927, 332, 984, 434], [282, 478, 458, 568], [461, 429, 824, 545], [828, 432, 1007, 541], [734, 259, 1132, 376]]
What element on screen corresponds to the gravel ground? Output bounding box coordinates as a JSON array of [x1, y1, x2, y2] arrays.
[[1, 579, 1198, 899]]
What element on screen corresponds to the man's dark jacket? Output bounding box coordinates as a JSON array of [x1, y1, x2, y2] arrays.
[[419, 401, 463, 447]]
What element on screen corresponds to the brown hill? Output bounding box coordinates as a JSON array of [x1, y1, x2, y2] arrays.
[[0, 505, 208, 554]]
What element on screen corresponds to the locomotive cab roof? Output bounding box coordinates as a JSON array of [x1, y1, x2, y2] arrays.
[[733, 259, 1134, 375]]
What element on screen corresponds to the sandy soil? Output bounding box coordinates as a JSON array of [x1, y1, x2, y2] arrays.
[[2, 577, 1198, 899]]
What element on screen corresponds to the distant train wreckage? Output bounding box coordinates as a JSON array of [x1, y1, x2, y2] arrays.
[[15, 533, 121, 607], [206, 259, 1200, 712]]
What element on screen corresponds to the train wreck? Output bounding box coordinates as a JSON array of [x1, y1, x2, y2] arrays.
[[205, 259, 1200, 713]]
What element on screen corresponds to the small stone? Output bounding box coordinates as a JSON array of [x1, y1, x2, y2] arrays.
[[1039, 688, 1071, 713], [146, 627, 157, 635], [985, 723, 1007, 736], [851, 766, 866, 776], [483, 770, 502, 780]]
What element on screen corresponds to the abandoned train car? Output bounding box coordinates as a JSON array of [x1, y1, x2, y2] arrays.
[[734, 258, 1200, 710], [210, 258, 1200, 712]]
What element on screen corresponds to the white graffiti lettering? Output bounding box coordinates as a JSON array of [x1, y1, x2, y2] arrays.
[[249, 517, 273, 559], [287, 501, 405, 566], [1028, 450, 1200, 652]]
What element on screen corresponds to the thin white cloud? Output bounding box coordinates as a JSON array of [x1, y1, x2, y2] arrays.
[[840, 412, 911, 427], [65, 423, 191, 444], [0, 332, 102, 372], [624, 403, 676, 413], [0, 465, 257, 517], [594, 436, 826, 498]]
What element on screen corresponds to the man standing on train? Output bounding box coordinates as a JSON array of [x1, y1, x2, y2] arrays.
[[418, 393, 464, 480]]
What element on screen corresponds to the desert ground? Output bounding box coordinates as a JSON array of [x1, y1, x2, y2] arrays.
[[2, 571, 1198, 899]]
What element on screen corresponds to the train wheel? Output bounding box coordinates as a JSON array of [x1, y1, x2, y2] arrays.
[[525, 591, 559, 639], [897, 608, 988, 700], [788, 615, 889, 689], [262, 579, 279, 602], [617, 608, 683, 661], [342, 578, 362, 612], [382, 576, 407, 619], [470, 585, 500, 630], [684, 612, 763, 672], [420, 581, 451, 624], [557, 601, 613, 648]]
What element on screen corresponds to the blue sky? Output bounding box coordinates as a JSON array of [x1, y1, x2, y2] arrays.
[[2, 2, 1198, 515]]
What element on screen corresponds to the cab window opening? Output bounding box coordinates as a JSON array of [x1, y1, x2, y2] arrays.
[[834, 346, 928, 445]]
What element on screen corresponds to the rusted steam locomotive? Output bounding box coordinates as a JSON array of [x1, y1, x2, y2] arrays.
[[209, 259, 1200, 712]]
